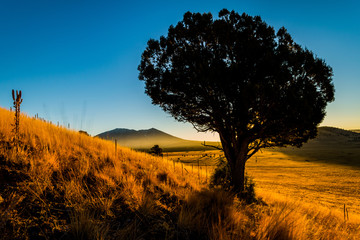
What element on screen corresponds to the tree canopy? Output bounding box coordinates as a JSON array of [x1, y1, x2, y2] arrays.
[[149, 145, 163, 157], [138, 9, 334, 193]]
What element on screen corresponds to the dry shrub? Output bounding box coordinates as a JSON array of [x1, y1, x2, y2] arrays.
[[137, 193, 159, 218], [157, 171, 168, 183], [178, 189, 251, 239], [156, 170, 179, 188], [69, 210, 109, 240], [115, 219, 146, 240], [0, 192, 26, 239], [256, 202, 308, 240]]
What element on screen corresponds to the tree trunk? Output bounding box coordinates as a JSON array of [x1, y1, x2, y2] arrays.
[[231, 159, 246, 193], [219, 134, 248, 194], [222, 139, 247, 193]]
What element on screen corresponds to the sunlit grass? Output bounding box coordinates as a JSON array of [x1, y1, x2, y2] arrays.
[[169, 147, 360, 219], [246, 150, 360, 216]]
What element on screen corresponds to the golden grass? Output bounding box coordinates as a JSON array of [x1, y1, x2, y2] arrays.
[[1, 106, 360, 239], [0, 107, 207, 238], [170, 148, 360, 220], [246, 150, 360, 216], [160, 150, 360, 239], [256, 190, 360, 239]]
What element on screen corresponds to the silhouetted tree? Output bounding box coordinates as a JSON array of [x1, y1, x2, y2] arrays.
[[150, 145, 163, 156], [138, 9, 335, 193], [79, 130, 90, 136]]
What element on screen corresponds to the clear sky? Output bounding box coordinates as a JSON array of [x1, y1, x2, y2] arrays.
[[0, 0, 359, 141]]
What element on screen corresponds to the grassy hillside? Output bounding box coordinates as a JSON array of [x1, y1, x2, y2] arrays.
[[276, 127, 360, 167], [1, 107, 360, 239]]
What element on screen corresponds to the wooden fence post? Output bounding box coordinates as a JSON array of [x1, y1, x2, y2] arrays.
[[198, 159, 200, 180], [205, 164, 207, 180], [115, 139, 117, 159], [344, 204, 349, 221]]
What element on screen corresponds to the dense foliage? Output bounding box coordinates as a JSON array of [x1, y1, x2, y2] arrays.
[[139, 9, 335, 192], [149, 144, 163, 156]]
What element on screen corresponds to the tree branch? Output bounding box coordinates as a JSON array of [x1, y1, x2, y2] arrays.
[[246, 139, 263, 160], [191, 122, 215, 132], [246, 147, 261, 160], [201, 141, 223, 151]]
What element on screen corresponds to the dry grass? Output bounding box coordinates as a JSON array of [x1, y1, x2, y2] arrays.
[[178, 189, 252, 239], [157, 150, 360, 239], [256, 191, 360, 239], [1, 106, 360, 239], [170, 147, 360, 220], [0, 107, 206, 239], [246, 150, 360, 216]]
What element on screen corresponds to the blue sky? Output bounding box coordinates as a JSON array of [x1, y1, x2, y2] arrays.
[[0, 0, 359, 141]]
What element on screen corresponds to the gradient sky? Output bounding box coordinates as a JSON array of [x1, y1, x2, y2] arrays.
[[0, 0, 359, 141]]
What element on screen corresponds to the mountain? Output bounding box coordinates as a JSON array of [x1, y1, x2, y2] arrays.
[[97, 126, 360, 165], [96, 128, 220, 151]]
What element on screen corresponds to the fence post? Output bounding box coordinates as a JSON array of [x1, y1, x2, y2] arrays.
[[115, 139, 117, 159], [198, 159, 200, 180], [205, 164, 207, 180]]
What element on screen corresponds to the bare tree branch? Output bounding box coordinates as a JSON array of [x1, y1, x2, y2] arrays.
[[201, 141, 223, 151]]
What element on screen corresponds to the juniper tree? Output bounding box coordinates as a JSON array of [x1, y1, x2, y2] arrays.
[[138, 9, 335, 193], [150, 145, 163, 157]]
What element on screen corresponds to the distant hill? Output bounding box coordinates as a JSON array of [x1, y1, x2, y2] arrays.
[[276, 126, 360, 167], [96, 128, 220, 151], [351, 129, 360, 134], [300, 126, 360, 145], [97, 126, 360, 165]]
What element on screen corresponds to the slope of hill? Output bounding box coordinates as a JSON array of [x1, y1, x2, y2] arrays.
[[351, 129, 360, 134], [0, 107, 209, 239], [1, 107, 359, 239], [314, 126, 360, 142], [275, 126, 360, 167], [97, 128, 220, 151]]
